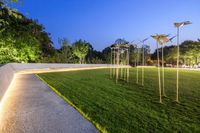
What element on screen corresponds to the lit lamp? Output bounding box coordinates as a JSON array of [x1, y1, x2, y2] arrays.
[[174, 21, 192, 103]]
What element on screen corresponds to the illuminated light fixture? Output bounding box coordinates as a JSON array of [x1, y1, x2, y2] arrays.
[[174, 21, 192, 28], [174, 21, 192, 103]]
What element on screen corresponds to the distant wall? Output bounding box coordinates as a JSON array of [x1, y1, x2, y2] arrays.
[[0, 63, 111, 102]]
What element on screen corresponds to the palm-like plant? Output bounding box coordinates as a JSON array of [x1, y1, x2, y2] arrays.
[[72, 39, 89, 64]]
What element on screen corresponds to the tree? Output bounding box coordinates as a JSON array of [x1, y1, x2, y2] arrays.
[[0, 3, 54, 63], [115, 38, 129, 45], [0, 36, 17, 63], [184, 41, 200, 65], [129, 44, 137, 66], [72, 39, 89, 64], [57, 38, 74, 63], [0, 0, 18, 4], [102, 46, 112, 63]]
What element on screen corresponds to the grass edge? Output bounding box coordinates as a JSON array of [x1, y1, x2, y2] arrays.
[[35, 74, 108, 133]]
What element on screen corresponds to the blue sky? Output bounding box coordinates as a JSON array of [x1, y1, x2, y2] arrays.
[[13, 0, 200, 52]]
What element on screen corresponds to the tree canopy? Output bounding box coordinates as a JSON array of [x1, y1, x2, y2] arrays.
[[0, 3, 54, 63], [0, 1, 199, 65], [151, 40, 200, 66], [72, 39, 89, 64]]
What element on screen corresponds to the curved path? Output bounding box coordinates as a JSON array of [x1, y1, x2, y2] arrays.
[[0, 74, 99, 133]]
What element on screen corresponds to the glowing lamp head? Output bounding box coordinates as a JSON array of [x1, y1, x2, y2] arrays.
[[174, 21, 192, 28], [151, 35, 163, 45]]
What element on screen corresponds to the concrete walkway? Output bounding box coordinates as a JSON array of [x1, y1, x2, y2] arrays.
[[0, 74, 98, 133]]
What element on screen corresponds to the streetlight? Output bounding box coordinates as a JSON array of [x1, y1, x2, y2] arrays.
[[110, 43, 130, 83], [125, 44, 130, 82], [110, 47, 113, 79], [139, 38, 148, 86], [151, 34, 163, 103], [174, 21, 192, 103], [132, 42, 140, 84], [159, 35, 176, 97], [116, 45, 120, 83]]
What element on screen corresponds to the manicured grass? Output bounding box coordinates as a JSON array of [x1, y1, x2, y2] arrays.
[[38, 68, 200, 133]]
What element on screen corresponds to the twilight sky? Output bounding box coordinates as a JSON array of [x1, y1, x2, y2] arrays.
[[12, 0, 200, 52]]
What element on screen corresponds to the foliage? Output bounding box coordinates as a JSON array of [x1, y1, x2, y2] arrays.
[[1, 1, 199, 64], [0, 0, 18, 3], [43, 38, 103, 64], [38, 68, 200, 133], [57, 38, 74, 63], [0, 36, 17, 62], [101, 46, 111, 63], [151, 40, 200, 66], [72, 39, 89, 64], [0, 3, 54, 63], [101, 39, 151, 65], [114, 38, 129, 45]]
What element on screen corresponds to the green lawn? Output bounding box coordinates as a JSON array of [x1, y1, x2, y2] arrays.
[[37, 68, 200, 133]]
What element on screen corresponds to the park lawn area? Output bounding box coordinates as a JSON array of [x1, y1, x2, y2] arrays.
[[37, 68, 200, 133]]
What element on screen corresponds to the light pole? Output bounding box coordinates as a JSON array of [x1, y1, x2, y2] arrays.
[[159, 35, 168, 97], [134, 44, 139, 84], [161, 42, 165, 96], [126, 45, 130, 82], [159, 35, 176, 97], [137, 46, 139, 84], [174, 21, 191, 103], [130, 41, 139, 83], [140, 38, 148, 86], [151, 34, 163, 103], [133, 42, 140, 84], [116, 46, 120, 83], [120, 49, 123, 79], [110, 47, 113, 79], [113, 47, 116, 78]]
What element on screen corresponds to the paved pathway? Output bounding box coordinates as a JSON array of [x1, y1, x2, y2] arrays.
[[0, 74, 98, 133]]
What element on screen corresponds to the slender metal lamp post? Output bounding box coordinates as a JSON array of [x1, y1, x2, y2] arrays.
[[137, 47, 139, 84], [151, 35, 163, 103], [110, 47, 113, 78], [140, 38, 148, 86], [116, 45, 120, 83], [159, 35, 176, 97], [134, 41, 143, 85], [126, 45, 130, 82], [132, 43, 139, 84], [174, 21, 191, 102]]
